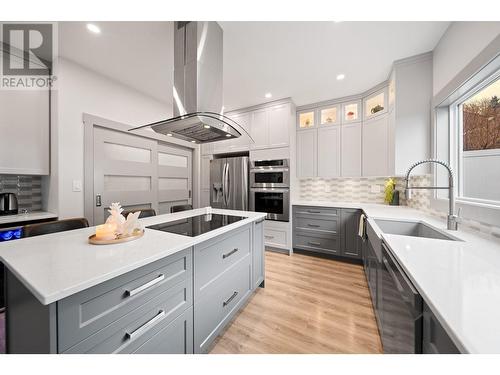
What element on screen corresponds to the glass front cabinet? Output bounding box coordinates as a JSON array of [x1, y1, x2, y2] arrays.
[[342, 101, 361, 124], [319, 105, 340, 126], [363, 88, 388, 119], [297, 110, 315, 129]]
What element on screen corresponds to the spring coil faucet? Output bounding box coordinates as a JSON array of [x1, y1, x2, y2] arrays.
[[404, 159, 460, 231]]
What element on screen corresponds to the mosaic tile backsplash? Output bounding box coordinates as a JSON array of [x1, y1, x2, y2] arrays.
[[0, 175, 42, 212]]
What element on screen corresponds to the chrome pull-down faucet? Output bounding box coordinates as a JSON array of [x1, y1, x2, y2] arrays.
[[404, 159, 461, 231]]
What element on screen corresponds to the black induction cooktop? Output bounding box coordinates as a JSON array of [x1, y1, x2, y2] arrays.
[[146, 213, 245, 237]]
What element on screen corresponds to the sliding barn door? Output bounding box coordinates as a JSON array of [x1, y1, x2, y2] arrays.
[[93, 127, 159, 224], [157, 143, 192, 214]]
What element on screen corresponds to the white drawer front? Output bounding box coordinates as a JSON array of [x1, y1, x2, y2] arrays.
[[264, 228, 288, 248]]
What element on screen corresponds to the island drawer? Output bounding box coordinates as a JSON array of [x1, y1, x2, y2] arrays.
[[63, 281, 192, 353], [293, 206, 339, 219], [58, 248, 192, 352], [194, 224, 251, 295], [294, 216, 339, 233], [194, 254, 252, 353], [293, 232, 340, 254]]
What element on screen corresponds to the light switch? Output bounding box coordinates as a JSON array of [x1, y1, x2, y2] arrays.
[[370, 184, 380, 193], [72, 180, 82, 192]]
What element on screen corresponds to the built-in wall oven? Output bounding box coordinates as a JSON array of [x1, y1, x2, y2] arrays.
[[249, 159, 290, 222]]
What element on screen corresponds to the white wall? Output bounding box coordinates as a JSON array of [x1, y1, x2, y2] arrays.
[[433, 22, 500, 96], [54, 58, 172, 219]]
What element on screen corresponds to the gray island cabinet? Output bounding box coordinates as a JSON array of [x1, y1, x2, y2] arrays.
[[3, 212, 265, 354]]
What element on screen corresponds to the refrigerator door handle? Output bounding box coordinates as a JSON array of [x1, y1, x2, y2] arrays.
[[223, 163, 229, 207], [226, 163, 231, 207]]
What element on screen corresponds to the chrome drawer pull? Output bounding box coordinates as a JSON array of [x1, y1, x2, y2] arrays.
[[223, 291, 238, 307], [125, 310, 166, 341], [307, 224, 321, 228], [308, 210, 321, 214], [222, 248, 238, 259], [264, 235, 274, 239], [308, 241, 321, 246], [126, 274, 165, 297]]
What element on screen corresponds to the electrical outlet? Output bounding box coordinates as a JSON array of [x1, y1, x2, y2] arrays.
[[72, 180, 82, 192], [324, 185, 332, 193], [370, 184, 380, 193]]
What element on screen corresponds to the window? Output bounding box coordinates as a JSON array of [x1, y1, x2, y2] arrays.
[[456, 72, 500, 203]]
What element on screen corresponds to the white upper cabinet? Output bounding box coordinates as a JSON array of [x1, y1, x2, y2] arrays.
[[362, 115, 389, 176], [297, 110, 315, 130], [363, 88, 388, 120], [296, 129, 317, 178], [319, 105, 340, 126], [342, 101, 361, 124], [212, 112, 251, 154], [268, 104, 290, 148], [341, 122, 362, 177], [317, 126, 341, 178], [250, 108, 269, 149]]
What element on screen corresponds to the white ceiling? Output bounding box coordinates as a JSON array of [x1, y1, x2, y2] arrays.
[[58, 21, 450, 111]]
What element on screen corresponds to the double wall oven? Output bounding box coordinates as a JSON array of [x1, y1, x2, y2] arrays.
[[249, 159, 290, 222]]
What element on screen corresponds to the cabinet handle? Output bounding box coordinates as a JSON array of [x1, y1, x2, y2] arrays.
[[222, 248, 238, 259], [307, 210, 321, 214], [308, 241, 321, 246], [255, 218, 265, 224], [264, 235, 274, 239], [307, 224, 321, 228], [126, 274, 165, 297], [125, 310, 166, 341], [223, 291, 239, 307]]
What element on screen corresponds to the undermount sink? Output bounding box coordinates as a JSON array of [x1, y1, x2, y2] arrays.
[[374, 219, 460, 241]]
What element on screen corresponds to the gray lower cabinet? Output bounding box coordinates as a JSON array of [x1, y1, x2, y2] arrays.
[[292, 206, 362, 260], [6, 221, 265, 354], [423, 302, 460, 354], [252, 219, 265, 289]]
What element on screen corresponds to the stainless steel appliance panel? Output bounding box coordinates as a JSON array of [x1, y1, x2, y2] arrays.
[[249, 159, 290, 188], [210, 156, 249, 211], [249, 188, 289, 222], [380, 242, 422, 354]]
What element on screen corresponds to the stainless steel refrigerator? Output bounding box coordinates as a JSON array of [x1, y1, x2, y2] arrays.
[[210, 156, 249, 211]]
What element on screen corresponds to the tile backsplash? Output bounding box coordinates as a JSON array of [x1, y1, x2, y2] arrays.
[[299, 175, 431, 209], [299, 175, 500, 239], [0, 175, 42, 212]]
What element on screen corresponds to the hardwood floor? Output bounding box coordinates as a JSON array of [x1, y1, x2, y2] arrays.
[[210, 251, 383, 354]]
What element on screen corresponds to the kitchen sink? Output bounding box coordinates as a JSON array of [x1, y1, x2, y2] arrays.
[[373, 219, 460, 241]]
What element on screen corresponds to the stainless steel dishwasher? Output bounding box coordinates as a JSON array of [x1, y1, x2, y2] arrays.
[[380, 242, 423, 353]]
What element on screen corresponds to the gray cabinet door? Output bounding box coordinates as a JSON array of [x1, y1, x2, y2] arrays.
[[423, 302, 460, 354], [252, 220, 265, 289], [341, 209, 362, 259]]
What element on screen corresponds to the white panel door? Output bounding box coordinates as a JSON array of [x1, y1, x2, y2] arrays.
[[93, 128, 158, 224], [362, 115, 389, 176], [317, 127, 341, 178], [341, 122, 362, 177], [250, 108, 269, 149], [157, 143, 192, 214], [296, 129, 317, 178], [268, 104, 290, 148]]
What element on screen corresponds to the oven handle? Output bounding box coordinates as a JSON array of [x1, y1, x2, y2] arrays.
[[250, 188, 290, 193], [250, 167, 289, 173]]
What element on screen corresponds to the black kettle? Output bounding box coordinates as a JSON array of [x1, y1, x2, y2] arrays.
[[0, 193, 18, 215]]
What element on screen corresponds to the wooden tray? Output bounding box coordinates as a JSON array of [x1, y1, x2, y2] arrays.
[[88, 229, 144, 245]]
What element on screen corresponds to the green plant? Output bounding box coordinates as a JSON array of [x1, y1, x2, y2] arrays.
[[384, 178, 396, 204]]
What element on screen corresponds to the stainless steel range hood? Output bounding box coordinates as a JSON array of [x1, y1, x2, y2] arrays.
[[130, 21, 251, 144]]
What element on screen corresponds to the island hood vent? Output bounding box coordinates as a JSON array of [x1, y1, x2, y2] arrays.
[[130, 21, 251, 144]]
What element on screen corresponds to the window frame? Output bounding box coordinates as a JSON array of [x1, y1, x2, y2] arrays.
[[449, 68, 500, 207]]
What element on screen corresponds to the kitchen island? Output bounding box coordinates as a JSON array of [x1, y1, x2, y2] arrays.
[[0, 208, 266, 354]]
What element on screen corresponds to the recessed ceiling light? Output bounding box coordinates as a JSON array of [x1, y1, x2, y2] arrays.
[[226, 134, 231, 137], [203, 124, 211, 129], [166, 133, 173, 137], [191, 140, 196, 143], [265, 93, 272, 98], [336, 74, 345, 81], [86, 23, 101, 34]]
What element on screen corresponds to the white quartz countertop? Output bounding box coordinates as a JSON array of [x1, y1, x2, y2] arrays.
[[293, 200, 500, 353], [0, 208, 266, 306], [0, 211, 57, 226]]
